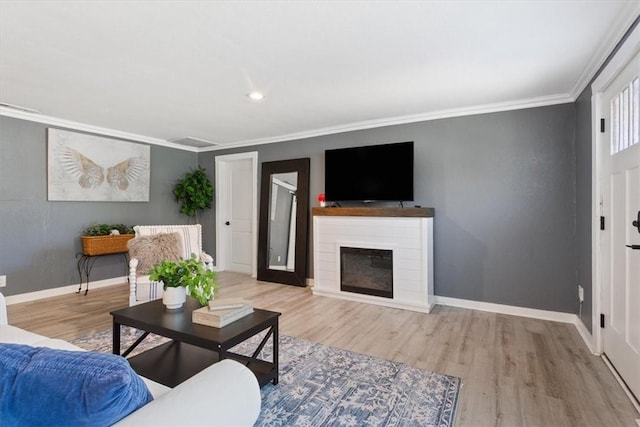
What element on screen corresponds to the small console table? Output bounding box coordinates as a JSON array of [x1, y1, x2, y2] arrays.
[[75, 251, 129, 295]]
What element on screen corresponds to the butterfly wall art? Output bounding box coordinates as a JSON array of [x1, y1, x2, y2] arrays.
[[47, 128, 150, 201]]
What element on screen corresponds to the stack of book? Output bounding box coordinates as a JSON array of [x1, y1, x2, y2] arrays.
[[192, 298, 254, 328]]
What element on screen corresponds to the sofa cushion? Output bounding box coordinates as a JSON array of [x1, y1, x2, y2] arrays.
[[0, 343, 153, 426], [0, 324, 50, 345], [127, 232, 182, 275]]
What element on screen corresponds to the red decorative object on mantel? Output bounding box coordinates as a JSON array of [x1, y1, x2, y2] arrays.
[[317, 193, 326, 207]]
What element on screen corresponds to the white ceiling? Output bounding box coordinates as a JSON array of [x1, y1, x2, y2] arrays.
[[1, 1, 638, 151]]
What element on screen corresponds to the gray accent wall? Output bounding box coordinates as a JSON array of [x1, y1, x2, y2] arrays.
[[0, 116, 198, 296], [574, 87, 593, 331], [201, 103, 578, 313]]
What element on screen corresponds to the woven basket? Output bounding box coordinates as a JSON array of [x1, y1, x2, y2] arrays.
[[81, 234, 134, 256]]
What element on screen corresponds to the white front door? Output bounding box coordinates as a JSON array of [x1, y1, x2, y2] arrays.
[[215, 152, 258, 276], [600, 52, 640, 400]]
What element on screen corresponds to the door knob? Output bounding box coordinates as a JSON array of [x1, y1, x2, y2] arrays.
[[225, 221, 230, 226], [626, 245, 640, 250], [633, 210, 640, 234]]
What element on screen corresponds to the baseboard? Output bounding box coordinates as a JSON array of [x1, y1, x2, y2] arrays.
[[574, 316, 597, 355], [306, 278, 315, 288], [5, 277, 126, 305], [433, 296, 602, 354], [434, 296, 577, 323]]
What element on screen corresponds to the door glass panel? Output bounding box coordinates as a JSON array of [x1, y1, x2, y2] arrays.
[[611, 76, 640, 155]]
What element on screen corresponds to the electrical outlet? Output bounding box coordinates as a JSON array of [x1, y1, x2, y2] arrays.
[[0, 275, 6, 288], [578, 284, 584, 303]]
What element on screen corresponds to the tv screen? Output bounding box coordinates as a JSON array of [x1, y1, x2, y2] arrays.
[[324, 141, 414, 202]]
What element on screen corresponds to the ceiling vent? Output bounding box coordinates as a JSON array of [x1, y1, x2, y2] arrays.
[[167, 137, 219, 148]]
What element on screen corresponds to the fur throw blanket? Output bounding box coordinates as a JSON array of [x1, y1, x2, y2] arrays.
[[127, 232, 182, 275]]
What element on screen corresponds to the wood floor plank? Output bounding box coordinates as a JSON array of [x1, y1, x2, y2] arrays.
[[5, 272, 639, 426]]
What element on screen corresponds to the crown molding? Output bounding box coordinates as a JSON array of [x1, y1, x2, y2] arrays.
[[3, 93, 573, 153], [0, 93, 575, 153], [201, 93, 573, 151], [570, 4, 640, 99], [0, 107, 198, 152]]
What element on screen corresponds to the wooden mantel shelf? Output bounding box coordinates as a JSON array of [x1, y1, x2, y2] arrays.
[[312, 207, 434, 218]]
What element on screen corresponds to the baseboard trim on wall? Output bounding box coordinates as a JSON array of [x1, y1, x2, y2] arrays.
[[5, 277, 126, 305], [434, 296, 600, 354], [5, 277, 599, 355], [434, 296, 576, 323], [574, 316, 597, 355]]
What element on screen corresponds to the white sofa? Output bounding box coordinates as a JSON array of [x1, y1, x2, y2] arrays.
[[0, 293, 261, 426]]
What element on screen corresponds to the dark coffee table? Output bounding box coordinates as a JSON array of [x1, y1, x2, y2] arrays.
[[110, 298, 280, 388]]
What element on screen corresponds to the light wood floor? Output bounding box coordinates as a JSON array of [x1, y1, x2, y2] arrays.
[[7, 272, 639, 426]]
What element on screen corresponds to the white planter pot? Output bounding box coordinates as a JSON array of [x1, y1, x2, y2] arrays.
[[163, 286, 186, 310]]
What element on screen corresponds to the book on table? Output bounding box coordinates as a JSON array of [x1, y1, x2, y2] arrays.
[[207, 298, 251, 312], [192, 300, 254, 328]]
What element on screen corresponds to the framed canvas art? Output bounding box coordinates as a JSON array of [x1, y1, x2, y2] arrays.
[[48, 128, 150, 202]]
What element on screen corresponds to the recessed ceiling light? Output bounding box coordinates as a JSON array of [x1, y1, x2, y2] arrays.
[[248, 92, 264, 101]]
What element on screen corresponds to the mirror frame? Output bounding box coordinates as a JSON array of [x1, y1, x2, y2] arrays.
[[257, 158, 310, 286]]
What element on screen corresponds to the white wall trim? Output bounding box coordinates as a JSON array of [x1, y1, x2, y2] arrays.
[[4, 272, 600, 357], [571, 4, 640, 99], [3, 92, 574, 155], [4, 277, 126, 305], [0, 107, 198, 151], [574, 316, 597, 355], [434, 296, 576, 323], [200, 94, 573, 151], [435, 296, 601, 355]]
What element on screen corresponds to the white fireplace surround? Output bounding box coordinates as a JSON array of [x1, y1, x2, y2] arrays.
[[312, 209, 434, 313]]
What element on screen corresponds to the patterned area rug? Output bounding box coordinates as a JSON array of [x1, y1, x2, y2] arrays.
[[72, 328, 460, 427]]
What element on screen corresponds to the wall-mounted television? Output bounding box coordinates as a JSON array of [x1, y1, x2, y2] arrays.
[[324, 141, 414, 202]]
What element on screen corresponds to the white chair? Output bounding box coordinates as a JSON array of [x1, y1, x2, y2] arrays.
[[128, 224, 213, 306], [0, 292, 7, 325]]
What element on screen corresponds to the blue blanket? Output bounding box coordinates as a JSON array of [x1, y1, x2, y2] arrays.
[[0, 343, 152, 426]]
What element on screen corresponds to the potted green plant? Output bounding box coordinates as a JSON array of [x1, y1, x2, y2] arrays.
[[173, 167, 214, 219], [81, 223, 135, 255], [148, 254, 220, 309]]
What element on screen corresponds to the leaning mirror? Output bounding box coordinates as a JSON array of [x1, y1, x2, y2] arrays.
[[257, 158, 310, 286]]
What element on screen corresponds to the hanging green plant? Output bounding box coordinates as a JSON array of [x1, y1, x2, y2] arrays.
[[173, 167, 214, 218]]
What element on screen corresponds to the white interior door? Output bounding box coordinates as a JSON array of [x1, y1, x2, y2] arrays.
[[215, 152, 258, 276], [600, 52, 640, 401], [227, 159, 253, 273]]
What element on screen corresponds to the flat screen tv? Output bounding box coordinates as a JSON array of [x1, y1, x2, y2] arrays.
[[324, 141, 414, 202]]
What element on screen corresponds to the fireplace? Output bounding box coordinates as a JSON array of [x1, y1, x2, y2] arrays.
[[340, 247, 393, 299]]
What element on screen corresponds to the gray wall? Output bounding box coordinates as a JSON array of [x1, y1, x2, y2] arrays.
[[201, 103, 578, 313], [574, 87, 593, 331], [0, 116, 198, 296]]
